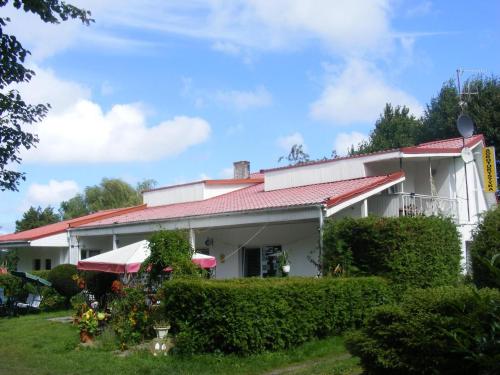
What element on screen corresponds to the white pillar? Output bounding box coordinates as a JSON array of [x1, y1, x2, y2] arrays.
[[189, 228, 196, 251], [112, 234, 117, 250], [361, 199, 368, 217]]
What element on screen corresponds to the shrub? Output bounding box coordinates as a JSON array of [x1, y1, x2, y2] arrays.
[[346, 286, 500, 375], [39, 287, 66, 311], [323, 216, 461, 292], [30, 270, 51, 281], [471, 205, 500, 289], [142, 230, 203, 283], [109, 286, 153, 349], [161, 276, 392, 355], [0, 273, 22, 296], [48, 264, 80, 299]]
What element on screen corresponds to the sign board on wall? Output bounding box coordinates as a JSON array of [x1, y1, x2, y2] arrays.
[[482, 146, 497, 192]]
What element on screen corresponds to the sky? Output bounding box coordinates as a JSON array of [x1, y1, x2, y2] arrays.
[[1, 0, 499, 233]]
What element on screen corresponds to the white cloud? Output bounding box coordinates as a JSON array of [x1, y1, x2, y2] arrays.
[[14, 65, 91, 113], [22, 100, 211, 163], [277, 132, 305, 152], [16, 67, 211, 163], [26, 180, 80, 208], [199, 173, 211, 180], [333, 132, 369, 156], [101, 81, 114, 96], [4, 1, 396, 60], [310, 59, 423, 125], [215, 86, 272, 110]]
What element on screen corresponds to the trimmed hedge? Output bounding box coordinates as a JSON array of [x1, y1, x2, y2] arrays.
[[161, 277, 392, 355], [471, 205, 500, 289], [48, 264, 80, 299], [323, 216, 461, 292], [346, 286, 500, 375]]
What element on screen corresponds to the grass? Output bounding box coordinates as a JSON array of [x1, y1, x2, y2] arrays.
[[0, 311, 361, 375]]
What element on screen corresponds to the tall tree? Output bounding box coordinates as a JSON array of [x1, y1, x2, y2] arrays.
[[59, 178, 155, 219], [350, 104, 422, 155], [420, 76, 500, 178], [278, 144, 310, 165], [15, 206, 60, 232], [0, 0, 92, 191]]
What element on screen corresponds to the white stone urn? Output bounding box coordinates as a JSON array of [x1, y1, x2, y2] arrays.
[[282, 264, 291, 273]]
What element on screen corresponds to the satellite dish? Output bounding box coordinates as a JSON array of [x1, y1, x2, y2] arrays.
[[457, 114, 474, 138], [461, 147, 474, 164]]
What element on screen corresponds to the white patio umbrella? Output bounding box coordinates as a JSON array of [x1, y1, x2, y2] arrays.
[[77, 240, 216, 274]]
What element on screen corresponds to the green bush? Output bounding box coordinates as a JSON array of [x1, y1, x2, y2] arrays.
[[143, 230, 202, 282], [48, 264, 80, 299], [30, 270, 51, 281], [471, 206, 500, 289], [346, 286, 500, 375], [39, 287, 66, 311], [323, 216, 461, 292], [161, 276, 392, 355], [0, 274, 22, 296], [109, 286, 153, 349]]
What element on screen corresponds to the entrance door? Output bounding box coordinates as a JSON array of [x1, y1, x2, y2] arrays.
[[244, 248, 261, 277]]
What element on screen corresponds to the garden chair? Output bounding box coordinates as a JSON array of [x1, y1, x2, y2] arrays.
[[0, 287, 6, 316], [15, 293, 42, 313]]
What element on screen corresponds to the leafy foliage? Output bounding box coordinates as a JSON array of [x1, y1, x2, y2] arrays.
[[15, 205, 59, 232], [109, 286, 153, 348], [278, 144, 310, 165], [47, 264, 80, 299], [143, 230, 200, 282], [59, 178, 155, 219], [322, 216, 461, 293], [161, 277, 392, 355], [471, 206, 500, 289], [0, 273, 22, 296], [350, 104, 422, 155], [346, 286, 500, 375], [0, 0, 93, 191]]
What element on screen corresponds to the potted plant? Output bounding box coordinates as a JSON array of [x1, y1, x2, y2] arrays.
[[278, 250, 290, 274], [153, 320, 171, 339], [78, 307, 98, 343]]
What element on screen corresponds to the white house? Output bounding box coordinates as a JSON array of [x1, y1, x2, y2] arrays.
[[0, 206, 146, 271], [1, 135, 496, 276]]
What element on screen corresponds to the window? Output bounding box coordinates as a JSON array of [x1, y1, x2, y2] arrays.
[[81, 249, 101, 260], [33, 259, 41, 271], [45, 259, 52, 270]]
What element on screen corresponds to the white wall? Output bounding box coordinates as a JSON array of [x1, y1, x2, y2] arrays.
[[203, 183, 255, 199], [143, 182, 204, 207], [199, 221, 320, 279], [16, 247, 66, 271], [265, 159, 366, 191]]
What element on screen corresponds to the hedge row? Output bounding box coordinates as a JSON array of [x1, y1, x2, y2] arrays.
[[323, 216, 461, 292], [161, 276, 392, 355], [346, 286, 500, 375]]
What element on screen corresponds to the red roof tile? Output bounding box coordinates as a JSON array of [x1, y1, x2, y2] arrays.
[[78, 172, 404, 228], [0, 205, 146, 243], [262, 134, 485, 173], [401, 134, 484, 154]]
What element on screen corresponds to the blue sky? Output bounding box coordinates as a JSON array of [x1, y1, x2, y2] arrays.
[[1, 0, 499, 233]]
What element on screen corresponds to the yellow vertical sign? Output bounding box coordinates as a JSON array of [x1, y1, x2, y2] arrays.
[[482, 147, 497, 192]]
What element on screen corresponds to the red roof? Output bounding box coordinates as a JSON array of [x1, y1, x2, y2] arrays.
[[262, 134, 485, 173], [0, 205, 146, 243], [79, 172, 404, 228], [401, 134, 484, 154]]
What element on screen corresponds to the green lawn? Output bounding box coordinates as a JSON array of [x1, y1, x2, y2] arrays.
[[0, 311, 361, 375]]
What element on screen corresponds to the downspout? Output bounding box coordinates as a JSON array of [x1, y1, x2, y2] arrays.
[[318, 204, 325, 277]]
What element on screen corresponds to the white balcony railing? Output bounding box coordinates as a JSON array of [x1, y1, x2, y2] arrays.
[[398, 193, 458, 221]]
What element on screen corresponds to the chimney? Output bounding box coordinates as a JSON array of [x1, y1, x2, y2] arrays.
[[233, 161, 250, 179]]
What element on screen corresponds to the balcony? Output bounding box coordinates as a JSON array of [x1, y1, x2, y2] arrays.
[[369, 193, 459, 221]]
